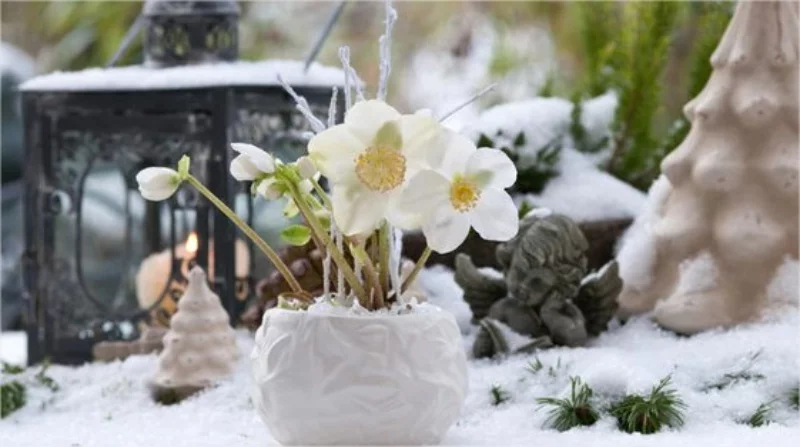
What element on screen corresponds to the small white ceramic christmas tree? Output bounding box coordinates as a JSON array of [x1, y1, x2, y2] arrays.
[[151, 266, 238, 402], [618, 1, 799, 334]]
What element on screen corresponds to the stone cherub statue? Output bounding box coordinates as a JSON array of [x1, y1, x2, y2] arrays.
[[455, 211, 622, 358]]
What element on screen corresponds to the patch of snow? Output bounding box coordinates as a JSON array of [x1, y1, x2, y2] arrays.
[[764, 257, 799, 316], [517, 149, 646, 222], [3, 311, 798, 446], [581, 261, 613, 287], [464, 93, 642, 222], [0, 331, 27, 366], [526, 207, 553, 219], [477, 267, 504, 280], [416, 265, 474, 334], [675, 252, 718, 296], [493, 320, 536, 352], [1, 42, 35, 80], [616, 174, 673, 290], [20, 60, 344, 91], [303, 295, 444, 317]]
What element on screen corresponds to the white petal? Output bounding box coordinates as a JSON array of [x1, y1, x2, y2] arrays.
[[466, 148, 517, 189], [391, 170, 450, 229], [438, 130, 477, 177], [136, 167, 179, 201], [423, 207, 471, 254], [470, 188, 519, 242], [397, 113, 445, 170], [230, 155, 261, 181], [307, 124, 362, 183], [231, 143, 275, 173], [344, 100, 401, 145], [331, 185, 388, 236], [256, 178, 282, 200], [296, 156, 317, 179]]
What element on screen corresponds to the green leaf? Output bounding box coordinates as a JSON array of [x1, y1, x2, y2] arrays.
[[476, 133, 494, 149], [177, 155, 191, 178], [513, 132, 527, 147], [280, 224, 311, 246]]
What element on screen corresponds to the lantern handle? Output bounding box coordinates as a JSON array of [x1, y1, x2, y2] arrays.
[[106, 14, 145, 68], [303, 1, 348, 73]]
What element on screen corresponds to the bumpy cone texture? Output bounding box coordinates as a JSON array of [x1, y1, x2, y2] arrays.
[[618, 1, 799, 334], [152, 266, 239, 398]]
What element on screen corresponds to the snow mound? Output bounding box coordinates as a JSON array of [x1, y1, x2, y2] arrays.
[[518, 149, 647, 222], [3, 308, 798, 446], [20, 60, 344, 91], [1, 42, 35, 80], [464, 93, 645, 222], [616, 174, 673, 290]]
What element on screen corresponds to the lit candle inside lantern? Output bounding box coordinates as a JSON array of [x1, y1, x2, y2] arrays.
[[136, 231, 250, 324]]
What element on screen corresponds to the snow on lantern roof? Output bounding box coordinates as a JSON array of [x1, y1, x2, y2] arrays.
[[20, 59, 345, 92]]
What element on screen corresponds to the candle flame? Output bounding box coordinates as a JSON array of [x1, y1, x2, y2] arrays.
[[185, 232, 198, 256]]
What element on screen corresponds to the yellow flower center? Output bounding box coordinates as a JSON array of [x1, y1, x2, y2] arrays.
[[354, 146, 406, 192], [450, 176, 481, 212]]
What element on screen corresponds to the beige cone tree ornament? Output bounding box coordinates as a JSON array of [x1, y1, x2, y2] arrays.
[[151, 266, 239, 402], [617, 1, 799, 334]]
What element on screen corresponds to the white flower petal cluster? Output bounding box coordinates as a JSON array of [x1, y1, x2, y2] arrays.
[[136, 167, 181, 201], [397, 138, 519, 253], [308, 100, 442, 235]]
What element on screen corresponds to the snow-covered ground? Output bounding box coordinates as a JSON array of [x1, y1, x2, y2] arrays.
[[1, 268, 798, 447]]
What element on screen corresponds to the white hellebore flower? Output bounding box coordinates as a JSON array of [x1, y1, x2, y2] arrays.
[[399, 135, 519, 254], [308, 100, 442, 235], [136, 167, 181, 201], [230, 142, 276, 181]]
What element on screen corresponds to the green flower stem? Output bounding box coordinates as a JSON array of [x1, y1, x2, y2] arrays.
[[350, 243, 384, 309], [311, 178, 333, 210], [378, 222, 391, 299], [185, 175, 303, 294], [283, 179, 368, 304], [401, 246, 431, 293]]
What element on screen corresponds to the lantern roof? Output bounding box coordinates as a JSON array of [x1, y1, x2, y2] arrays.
[[142, 0, 240, 17], [20, 60, 345, 92]]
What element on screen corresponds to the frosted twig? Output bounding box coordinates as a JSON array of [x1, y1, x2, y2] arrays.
[[277, 74, 326, 133], [327, 87, 338, 128], [377, 0, 397, 101], [336, 228, 345, 296], [438, 83, 497, 122], [323, 218, 333, 296], [339, 46, 353, 110], [389, 225, 403, 300], [339, 46, 365, 104]]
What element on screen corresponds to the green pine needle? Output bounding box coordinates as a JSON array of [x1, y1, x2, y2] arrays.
[[537, 377, 599, 431], [1, 362, 24, 375], [789, 387, 799, 411], [610, 376, 686, 434], [1, 380, 27, 418], [745, 403, 772, 428], [490, 385, 511, 406], [527, 356, 544, 374]]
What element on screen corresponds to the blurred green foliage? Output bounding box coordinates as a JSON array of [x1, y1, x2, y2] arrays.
[[1, 1, 735, 190], [566, 1, 733, 189]]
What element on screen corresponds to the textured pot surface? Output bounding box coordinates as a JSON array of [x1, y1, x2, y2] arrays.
[[251, 307, 468, 446]]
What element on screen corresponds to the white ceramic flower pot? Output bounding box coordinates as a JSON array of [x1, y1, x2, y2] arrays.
[[251, 307, 468, 446]]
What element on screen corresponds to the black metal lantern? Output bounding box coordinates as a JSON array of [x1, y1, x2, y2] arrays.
[[20, 1, 341, 365], [143, 0, 240, 67]]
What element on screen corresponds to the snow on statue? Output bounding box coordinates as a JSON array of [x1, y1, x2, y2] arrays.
[[616, 1, 799, 334]]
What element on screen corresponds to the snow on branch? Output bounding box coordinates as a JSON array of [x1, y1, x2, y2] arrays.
[[439, 83, 497, 122], [339, 46, 365, 105], [377, 0, 397, 101], [328, 86, 339, 128], [277, 74, 327, 134]]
